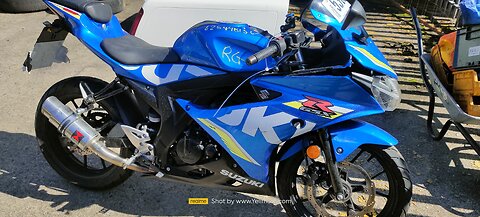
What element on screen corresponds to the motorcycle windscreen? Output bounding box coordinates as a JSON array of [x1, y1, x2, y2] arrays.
[[23, 23, 69, 72], [310, 0, 352, 28]]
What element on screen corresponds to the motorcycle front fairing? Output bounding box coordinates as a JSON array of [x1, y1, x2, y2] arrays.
[[176, 74, 387, 183]]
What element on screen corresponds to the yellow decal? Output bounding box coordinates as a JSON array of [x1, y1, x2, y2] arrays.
[[198, 118, 259, 165], [283, 101, 303, 109], [188, 198, 209, 205], [349, 45, 395, 74]]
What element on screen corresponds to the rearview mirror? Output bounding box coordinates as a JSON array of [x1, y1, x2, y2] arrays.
[[341, 0, 367, 30]]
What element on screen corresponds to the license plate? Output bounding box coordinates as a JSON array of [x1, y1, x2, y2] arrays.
[[23, 21, 69, 72], [322, 0, 351, 22]]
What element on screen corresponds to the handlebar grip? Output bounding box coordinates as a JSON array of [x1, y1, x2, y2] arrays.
[[246, 45, 279, 65]]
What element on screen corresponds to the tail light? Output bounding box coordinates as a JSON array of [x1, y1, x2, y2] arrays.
[[129, 8, 144, 35]]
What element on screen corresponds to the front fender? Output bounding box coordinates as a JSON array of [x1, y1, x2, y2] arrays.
[[329, 120, 398, 162], [279, 120, 397, 162]]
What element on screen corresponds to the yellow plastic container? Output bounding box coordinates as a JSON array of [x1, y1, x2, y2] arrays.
[[431, 31, 457, 90], [453, 70, 480, 116]]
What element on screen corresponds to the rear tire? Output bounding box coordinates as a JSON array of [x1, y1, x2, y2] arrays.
[[0, 0, 46, 13], [35, 77, 133, 190]]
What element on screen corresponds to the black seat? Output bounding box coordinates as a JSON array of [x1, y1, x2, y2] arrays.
[[100, 35, 180, 65], [49, 0, 112, 23]]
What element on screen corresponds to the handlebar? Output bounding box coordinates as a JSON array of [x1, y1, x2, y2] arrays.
[[246, 39, 287, 65]]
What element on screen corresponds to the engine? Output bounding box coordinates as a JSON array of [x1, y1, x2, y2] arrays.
[[172, 125, 219, 165]]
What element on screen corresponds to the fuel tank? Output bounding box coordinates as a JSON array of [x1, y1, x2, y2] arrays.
[[173, 21, 277, 72]]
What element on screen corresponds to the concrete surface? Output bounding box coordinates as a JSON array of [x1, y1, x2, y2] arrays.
[[0, 0, 479, 216]]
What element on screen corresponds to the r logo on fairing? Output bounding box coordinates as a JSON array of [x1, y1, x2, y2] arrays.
[[284, 96, 354, 119]]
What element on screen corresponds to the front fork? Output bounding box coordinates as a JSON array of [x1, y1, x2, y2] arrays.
[[318, 129, 347, 200]]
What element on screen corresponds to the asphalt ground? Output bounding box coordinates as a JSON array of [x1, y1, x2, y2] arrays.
[[0, 0, 479, 216]]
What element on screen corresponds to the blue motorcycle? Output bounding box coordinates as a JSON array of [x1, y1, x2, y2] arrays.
[[28, 0, 412, 216]]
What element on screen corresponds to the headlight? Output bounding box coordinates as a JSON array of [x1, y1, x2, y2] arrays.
[[352, 73, 401, 111], [371, 76, 401, 111]]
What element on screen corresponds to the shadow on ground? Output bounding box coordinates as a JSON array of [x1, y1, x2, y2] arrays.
[[0, 131, 285, 216], [1, 107, 479, 216], [364, 108, 480, 217]]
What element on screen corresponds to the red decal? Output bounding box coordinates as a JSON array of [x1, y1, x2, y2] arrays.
[[71, 130, 84, 142], [302, 96, 334, 113], [63, 7, 79, 16]]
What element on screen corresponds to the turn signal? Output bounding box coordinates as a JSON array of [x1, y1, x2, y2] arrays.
[[306, 145, 321, 159]]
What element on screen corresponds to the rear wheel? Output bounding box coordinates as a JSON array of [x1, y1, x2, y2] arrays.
[[278, 145, 412, 217], [35, 77, 133, 190]]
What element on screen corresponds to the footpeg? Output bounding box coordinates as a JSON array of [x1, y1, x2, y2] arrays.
[[121, 125, 154, 154], [123, 151, 143, 169], [121, 125, 155, 167]]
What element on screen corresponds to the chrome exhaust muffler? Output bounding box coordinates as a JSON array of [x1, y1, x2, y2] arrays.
[[41, 96, 151, 173]]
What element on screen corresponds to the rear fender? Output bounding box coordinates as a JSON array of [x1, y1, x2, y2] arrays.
[[278, 120, 397, 162]]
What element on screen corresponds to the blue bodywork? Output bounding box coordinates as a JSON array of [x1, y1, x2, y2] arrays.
[[280, 120, 398, 161], [44, 0, 399, 184], [173, 22, 277, 72], [329, 120, 398, 161], [310, 9, 397, 79], [176, 75, 386, 182]]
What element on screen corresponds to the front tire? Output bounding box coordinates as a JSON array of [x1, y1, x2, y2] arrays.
[[35, 77, 133, 190], [278, 145, 412, 217]]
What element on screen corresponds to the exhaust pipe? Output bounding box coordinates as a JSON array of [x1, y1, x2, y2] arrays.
[[41, 96, 151, 173]]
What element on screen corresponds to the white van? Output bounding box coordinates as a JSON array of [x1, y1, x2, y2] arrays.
[[129, 0, 289, 47]]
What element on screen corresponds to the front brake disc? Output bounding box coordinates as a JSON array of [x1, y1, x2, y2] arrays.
[[306, 162, 376, 217]]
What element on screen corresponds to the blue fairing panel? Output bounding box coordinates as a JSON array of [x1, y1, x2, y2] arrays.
[[310, 9, 397, 79], [279, 120, 397, 162], [176, 75, 384, 182], [344, 39, 397, 79], [329, 120, 398, 162], [279, 138, 307, 161]]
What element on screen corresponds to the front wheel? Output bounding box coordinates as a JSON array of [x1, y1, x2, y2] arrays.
[[278, 145, 412, 217]]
